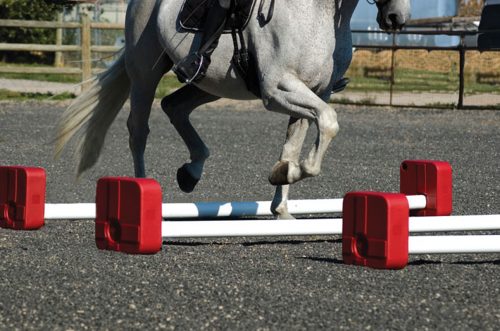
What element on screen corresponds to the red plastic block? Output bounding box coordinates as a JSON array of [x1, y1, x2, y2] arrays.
[[400, 160, 452, 216], [0, 166, 46, 230], [342, 192, 409, 269], [95, 177, 162, 254]]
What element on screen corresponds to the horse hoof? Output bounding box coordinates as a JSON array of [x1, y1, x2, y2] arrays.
[[177, 164, 199, 193], [268, 161, 289, 185]]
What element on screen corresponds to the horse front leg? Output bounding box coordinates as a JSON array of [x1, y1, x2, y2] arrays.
[[270, 117, 310, 219], [161, 85, 219, 192], [263, 73, 339, 199]]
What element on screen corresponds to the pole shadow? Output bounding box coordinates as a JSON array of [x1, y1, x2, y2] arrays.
[[296, 256, 344, 265]]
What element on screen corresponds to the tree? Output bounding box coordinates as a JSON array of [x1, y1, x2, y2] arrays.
[[0, 0, 75, 63]]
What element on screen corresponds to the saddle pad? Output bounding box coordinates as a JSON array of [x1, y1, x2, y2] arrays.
[[179, 0, 257, 33]]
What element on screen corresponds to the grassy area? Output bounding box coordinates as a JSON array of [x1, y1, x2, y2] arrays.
[[155, 75, 183, 98], [346, 67, 500, 94], [0, 61, 183, 100], [0, 61, 498, 102], [0, 62, 81, 83], [0, 89, 76, 100]]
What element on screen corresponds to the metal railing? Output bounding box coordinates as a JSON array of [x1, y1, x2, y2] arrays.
[[349, 27, 500, 109]]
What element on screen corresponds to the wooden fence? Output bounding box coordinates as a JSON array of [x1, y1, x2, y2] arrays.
[[0, 15, 123, 88]]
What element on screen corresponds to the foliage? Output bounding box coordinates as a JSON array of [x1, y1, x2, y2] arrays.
[[0, 0, 74, 64], [458, 0, 484, 16]]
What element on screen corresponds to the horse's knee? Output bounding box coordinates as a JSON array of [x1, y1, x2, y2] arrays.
[[318, 108, 339, 139], [161, 87, 201, 123]]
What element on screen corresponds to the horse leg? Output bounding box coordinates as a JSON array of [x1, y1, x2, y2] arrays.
[[124, 0, 173, 177], [270, 117, 311, 219], [127, 76, 166, 177], [264, 74, 339, 185], [161, 85, 220, 192]]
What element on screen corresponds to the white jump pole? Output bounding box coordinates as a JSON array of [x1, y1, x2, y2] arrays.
[[161, 215, 500, 238], [45, 203, 96, 220], [162, 219, 343, 238], [409, 235, 500, 254], [44, 195, 427, 220]]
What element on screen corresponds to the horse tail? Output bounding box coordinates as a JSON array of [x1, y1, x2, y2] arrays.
[[55, 53, 130, 177]]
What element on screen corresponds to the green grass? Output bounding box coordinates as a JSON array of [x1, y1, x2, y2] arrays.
[[346, 67, 500, 94], [155, 75, 183, 98], [0, 62, 81, 83], [0, 89, 76, 100]]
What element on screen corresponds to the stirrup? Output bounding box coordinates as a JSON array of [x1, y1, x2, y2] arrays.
[[172, 53, 209, 84]]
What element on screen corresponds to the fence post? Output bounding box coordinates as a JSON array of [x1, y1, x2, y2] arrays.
[[54, 12, 64, 68], [390, 33, 396, 107], [80, 13, 92, 90], [458, 34, 465, 109]]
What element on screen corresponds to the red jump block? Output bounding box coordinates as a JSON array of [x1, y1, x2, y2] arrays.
[[0, 166, 46, 230], [400, 160, 452, 216], [342, 192, 410, 269], [95, 177, 163, 254]]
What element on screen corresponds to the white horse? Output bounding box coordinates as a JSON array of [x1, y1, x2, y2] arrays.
[[55, 0, 411, 219]]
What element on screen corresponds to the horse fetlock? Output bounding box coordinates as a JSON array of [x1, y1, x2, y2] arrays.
[[269, 161, 289, 185], [300, 159, 321, 178], [269, 160, 303, 185], [192, 146, 210, 162], [183, 162, 204, 180], [270, 201, 295, 220]]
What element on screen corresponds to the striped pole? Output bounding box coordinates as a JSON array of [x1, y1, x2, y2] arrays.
[[45, 195, 427, 220]]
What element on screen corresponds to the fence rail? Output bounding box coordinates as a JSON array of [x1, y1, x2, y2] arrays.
[[347, 28, 499, 109], [0, 16, 122, 85]]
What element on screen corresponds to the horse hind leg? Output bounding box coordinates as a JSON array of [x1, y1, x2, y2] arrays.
[[161, 85, 220, 192], [126, 56, 172, 177], [125, 0, 172, 178]]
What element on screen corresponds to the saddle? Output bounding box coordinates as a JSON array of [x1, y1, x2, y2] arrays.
[[179, 0, 257, 33], [178, 0, 275, 97]]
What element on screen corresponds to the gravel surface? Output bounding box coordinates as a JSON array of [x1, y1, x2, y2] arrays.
[[0, 100, 499, 330]]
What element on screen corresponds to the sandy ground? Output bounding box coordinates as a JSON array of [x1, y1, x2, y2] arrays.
[[0, 100, 498, 330]]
